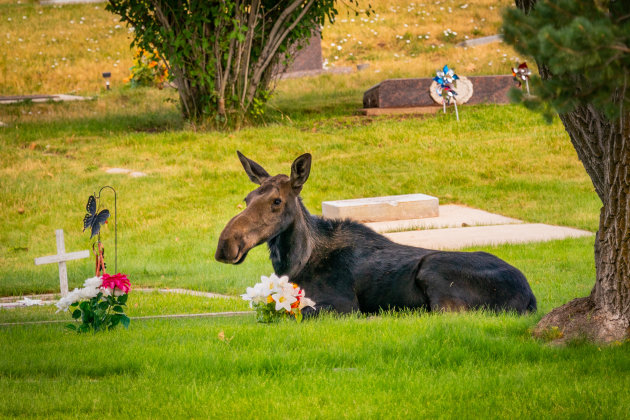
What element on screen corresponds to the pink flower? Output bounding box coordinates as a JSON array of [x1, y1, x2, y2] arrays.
[[101, 273, 131, 294]]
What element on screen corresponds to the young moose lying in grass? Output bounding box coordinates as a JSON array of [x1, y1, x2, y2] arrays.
[[215, 152, 537, 316]]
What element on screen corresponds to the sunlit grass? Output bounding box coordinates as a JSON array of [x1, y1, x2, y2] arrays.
[[0, 94, 599, 297], [323, 0, 523, 78], [0, 0, 133, 95], [0, 0, 523, 96], [1, 311, 628, 418], [0, 1, 623, 416]]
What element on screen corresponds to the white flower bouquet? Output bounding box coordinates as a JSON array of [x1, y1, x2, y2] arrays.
[[56, 273, 131, 333], [242, 274, 315, 323]]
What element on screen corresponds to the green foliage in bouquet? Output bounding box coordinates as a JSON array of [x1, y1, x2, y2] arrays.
[[67, 292, 130, 333]]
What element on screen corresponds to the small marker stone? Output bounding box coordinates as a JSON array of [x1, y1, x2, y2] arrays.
[[106, 168, 131, 174]]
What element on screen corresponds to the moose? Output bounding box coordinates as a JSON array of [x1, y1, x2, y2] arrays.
[[215, 152, 537, 316]]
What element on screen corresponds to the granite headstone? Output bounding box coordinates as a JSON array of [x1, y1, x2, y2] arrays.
[[363, 75, 518, 109]]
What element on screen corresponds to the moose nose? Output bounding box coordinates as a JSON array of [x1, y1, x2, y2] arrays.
[[215, 238, 240, 264]]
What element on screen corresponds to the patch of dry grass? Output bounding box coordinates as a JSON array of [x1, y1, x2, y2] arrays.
[[323, 0, 524, 79], [0, 0, 132, 95], [0, 0, 525, 96]]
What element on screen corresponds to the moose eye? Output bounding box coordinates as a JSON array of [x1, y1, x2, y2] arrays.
[[273, 198, 282, 205]]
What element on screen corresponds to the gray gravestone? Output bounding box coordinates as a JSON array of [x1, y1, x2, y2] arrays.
[[363, 75, 518, 109], [285, 32, 323, 74]]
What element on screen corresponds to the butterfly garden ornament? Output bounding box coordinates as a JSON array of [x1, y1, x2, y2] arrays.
[[83, 195, 110, 239], [82, 187, 118, 275]]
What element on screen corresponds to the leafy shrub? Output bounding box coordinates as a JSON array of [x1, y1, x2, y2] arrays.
[[106, 0, 370, 127]]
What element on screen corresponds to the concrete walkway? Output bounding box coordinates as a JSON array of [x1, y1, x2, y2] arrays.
[[385, 223, 592, 250], [365, 205, 522, 232], [366, 204, 593, 250]]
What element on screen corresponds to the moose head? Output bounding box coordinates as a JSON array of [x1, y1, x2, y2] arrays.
[[215, 151, 311, 265]]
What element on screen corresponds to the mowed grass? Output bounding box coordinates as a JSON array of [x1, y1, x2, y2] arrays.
[[1, 1, 627, 417], [1, 312, 629, 418], [0, 0, 135, 95], [0, 292, 251, 324], [1, 84, 614, 417], [0, 94, 600, 296], [0, 235, 597, 322]]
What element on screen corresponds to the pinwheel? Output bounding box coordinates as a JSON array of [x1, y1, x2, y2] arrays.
[[512, 62, 532, 94], [433, 65, 461, 121], [435, 65, 459, 85]]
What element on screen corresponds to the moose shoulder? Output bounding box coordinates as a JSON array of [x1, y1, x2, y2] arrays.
[[215, 152, 537, 315]]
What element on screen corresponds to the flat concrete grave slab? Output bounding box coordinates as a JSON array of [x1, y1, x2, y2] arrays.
[[0, 94, 89, 105], [322, 193, 439, 222], [105, 168, 132, 174], [384, 223, 593, 250], [456, 34, 503, 48], [365, 204, 522, 233], [0, 288, 233, 309], [105, 167, 147, 177]]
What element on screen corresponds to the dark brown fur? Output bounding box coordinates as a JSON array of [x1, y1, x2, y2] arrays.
[[215, 152, 537, 315]]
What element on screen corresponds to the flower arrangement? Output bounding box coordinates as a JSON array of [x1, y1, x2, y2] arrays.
[[512, 62, 532, 95], [124, 48, 169, 88], [56, 273, 131, 333], [242, 274, 315, 323]]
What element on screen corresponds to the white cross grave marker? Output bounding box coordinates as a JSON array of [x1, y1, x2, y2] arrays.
[[34, 229, 89, 297]]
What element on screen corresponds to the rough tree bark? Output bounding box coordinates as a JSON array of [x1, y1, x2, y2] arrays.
[[515, 0, 630, 342]]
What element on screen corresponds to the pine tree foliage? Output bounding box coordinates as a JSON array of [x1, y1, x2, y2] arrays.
[[503, 0, 630, 121]]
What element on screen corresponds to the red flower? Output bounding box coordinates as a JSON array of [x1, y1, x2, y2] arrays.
[[101, 272, 131, 294]]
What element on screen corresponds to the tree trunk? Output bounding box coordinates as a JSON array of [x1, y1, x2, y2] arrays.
[[515, 0, 630, 342], [533, 106, 630, 343]]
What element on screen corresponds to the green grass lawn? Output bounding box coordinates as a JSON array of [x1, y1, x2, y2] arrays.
[[1, 1, 627, 417], [2, 310, 628, 418], [0, 292, 251, 324], [0, 85, 600, 296], [2, 85, 624, 417]]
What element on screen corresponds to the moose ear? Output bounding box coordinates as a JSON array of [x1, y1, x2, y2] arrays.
[[237, 151, 270, 185], [290, 153, 312, 192]]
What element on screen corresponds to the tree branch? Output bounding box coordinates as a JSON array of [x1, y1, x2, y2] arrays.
[[246, 0, 316, 108]]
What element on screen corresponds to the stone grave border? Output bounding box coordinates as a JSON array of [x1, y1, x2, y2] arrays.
[[0, 94, 90, 105]]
